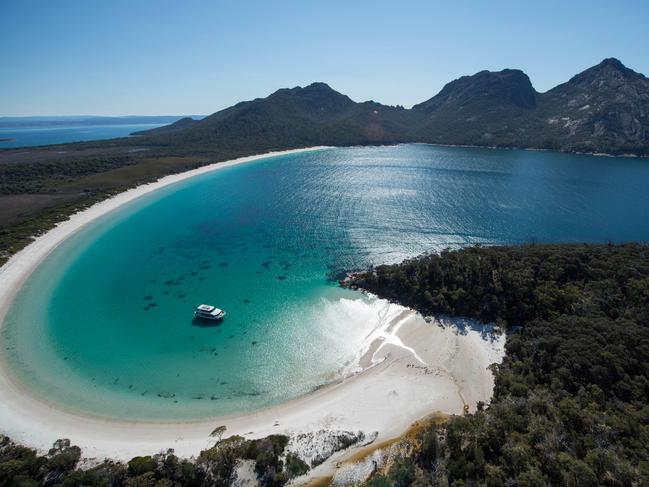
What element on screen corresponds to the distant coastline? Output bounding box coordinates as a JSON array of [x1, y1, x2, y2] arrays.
[[0, 119, 188, 149], [0, 115, 206, 128], [414, 141, 649, 159]]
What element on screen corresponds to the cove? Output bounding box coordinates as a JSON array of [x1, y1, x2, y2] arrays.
[[2, 144, 649, 421]]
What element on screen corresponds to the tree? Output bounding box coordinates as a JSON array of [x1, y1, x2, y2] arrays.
[[210, 425, 227, 442]]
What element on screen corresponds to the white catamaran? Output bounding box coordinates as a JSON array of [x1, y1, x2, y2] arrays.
[[194, 304, 226, 321]]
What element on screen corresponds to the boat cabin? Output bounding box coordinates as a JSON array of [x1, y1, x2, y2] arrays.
[[194, 304, 226, 320]]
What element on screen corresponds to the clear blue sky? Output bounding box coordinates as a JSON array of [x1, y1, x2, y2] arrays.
[[1, 0, 647, 116]]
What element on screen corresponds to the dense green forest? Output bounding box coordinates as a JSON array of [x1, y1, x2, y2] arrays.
[[0, 433, 312, 487], [347, 244, 649, 486]]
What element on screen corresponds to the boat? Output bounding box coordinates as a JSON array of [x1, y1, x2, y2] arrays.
[[194, 304, 226, 321]]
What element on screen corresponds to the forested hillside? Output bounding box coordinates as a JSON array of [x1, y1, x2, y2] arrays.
[[139, 58, 649, 157], [133, 82, 421, 150], [347, 244, 649, 486]]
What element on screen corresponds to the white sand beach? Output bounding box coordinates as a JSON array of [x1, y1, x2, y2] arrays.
[[0, 146, 506, 466]]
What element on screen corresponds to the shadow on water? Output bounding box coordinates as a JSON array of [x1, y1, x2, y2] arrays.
[[191, 317, 225, 328]]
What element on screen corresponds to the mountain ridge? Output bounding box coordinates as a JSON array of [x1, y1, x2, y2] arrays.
[[134, 58, 648, 156]]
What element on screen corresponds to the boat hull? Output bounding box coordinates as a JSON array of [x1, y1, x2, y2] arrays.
[[194, 311, 226, 321]]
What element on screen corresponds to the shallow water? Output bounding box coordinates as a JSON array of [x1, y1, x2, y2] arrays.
[[3, 144, 649, 420]]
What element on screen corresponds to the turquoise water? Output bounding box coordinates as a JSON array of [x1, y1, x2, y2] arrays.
[[3, 144, 649, 421], [0, 123, 166, 147]]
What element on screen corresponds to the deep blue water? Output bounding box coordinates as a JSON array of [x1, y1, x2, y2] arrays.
[[3, 144, 649, 421], [0, 123, 166, 147]]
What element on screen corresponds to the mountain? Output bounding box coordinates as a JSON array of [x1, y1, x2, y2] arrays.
[[134, 58, 649, 156], [136, 82, 420, 151], [535, 58, 649, 154], [413, 69, 537, 112], [411, 69, 539, 147]]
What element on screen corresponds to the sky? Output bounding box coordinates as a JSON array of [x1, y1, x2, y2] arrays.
[[1, 0, 648, 116]]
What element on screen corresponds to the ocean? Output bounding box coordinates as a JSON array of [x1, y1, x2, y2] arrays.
[[0, 117, 187, 147]]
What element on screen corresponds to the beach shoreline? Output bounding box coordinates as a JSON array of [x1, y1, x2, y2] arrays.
[[0, 145, 505, 464]]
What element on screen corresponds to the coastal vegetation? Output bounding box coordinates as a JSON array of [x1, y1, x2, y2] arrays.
[[0, 433, 299, 486], [347, 244, 649, 486]]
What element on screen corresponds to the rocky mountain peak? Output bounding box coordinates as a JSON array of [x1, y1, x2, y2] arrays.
[[567, 58, 645, 86], [413, 68, 537, 113]]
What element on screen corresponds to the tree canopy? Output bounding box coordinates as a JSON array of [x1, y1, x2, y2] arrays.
[[348, 244, 649, 486]]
